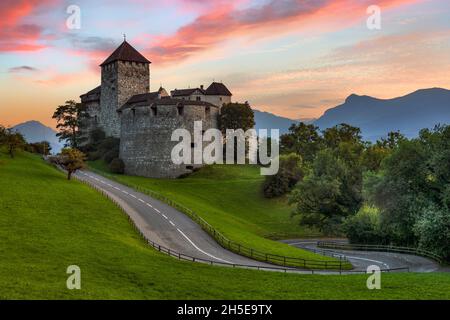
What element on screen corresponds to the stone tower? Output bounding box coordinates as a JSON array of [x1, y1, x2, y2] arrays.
[[99, 40, 151, 137]]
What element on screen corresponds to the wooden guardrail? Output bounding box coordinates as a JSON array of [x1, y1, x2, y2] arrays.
[[317, 241, 444, 264], [88, 168, 352, 271]]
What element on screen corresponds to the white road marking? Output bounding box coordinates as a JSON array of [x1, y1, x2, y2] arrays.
[[146, 203, 153, 208], [138, 199, 145, 203], [154, 208, 161, 213], [122, 191, 129, 195], [162, 214, 168, 219], [114, 187, 120, 191], [176, 228, 233, 264], [130, 194, 137, 199], [345, 255, 390, 269], [169, 220, 175, 227]]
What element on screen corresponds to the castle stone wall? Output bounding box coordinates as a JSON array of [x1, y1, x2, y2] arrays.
[[100, 61, 149, 137], [119, 102, 219, 178]]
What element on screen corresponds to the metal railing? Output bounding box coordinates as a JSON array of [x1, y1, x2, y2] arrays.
[[76, 173, 409, 274], [88, 168, 351, 271], [317, 241, 444, 264]]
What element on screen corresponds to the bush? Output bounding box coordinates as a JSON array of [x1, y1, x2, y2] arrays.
[[263, 153, 303, 198], [109, 158, 125, 174], [343, 205, 384, 244], [87, 150, 103, 161], [414, 205, 450, 260]]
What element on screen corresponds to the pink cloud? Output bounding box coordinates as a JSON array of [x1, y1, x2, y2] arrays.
[[144, 0, 422, 64], [0, 0, 59, 52]]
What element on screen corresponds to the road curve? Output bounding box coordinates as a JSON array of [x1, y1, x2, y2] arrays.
[[282, 239, 443, 272], [75, 170, 279, 269]]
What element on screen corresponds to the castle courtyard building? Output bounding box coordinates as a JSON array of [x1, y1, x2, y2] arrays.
[[80, 40, 232, 178]]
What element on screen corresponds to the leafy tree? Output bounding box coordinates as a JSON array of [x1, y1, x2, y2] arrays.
[[280, 123, 322, 163], [26, 141, 52, 155], [414, 205, 450, 260], [290, 147, 363, 233], [323, 123, 362, 149], [263, 153, 304, 198], [0, 125, 6, 144], [219, 102, 255, 133], [343, 205, 384, 244], [52, 100, 86, 148], [3, 129, 26, 158], [57, 148, 86, 180]]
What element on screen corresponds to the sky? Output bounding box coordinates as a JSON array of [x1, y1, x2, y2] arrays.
[[1, 0, 450, 128]]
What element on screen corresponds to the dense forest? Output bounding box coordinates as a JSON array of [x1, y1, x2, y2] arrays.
[[265, 122, 450, 260]]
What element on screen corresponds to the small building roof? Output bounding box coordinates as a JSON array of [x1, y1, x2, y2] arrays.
[[119, 95, 217, 111], [171, 88, 205, 97], [80, 85, 101, 102], [100, 41, 151, 66], [205, 82, 232, 96]]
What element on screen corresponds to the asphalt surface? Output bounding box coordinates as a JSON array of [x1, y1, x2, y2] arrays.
[[282, 239, 444, 272], [74, 170, 278, 269], [74, 170, 447, 274]]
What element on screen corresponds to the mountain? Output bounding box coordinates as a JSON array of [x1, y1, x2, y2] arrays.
[[12, 120, 63, 154], [314, 88, 450, 141], [253, 110, 303, 136]]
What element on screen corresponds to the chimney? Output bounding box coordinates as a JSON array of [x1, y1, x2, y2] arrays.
[[200, 85, 204, 90]]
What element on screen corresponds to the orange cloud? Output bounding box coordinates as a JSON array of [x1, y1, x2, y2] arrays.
[[145, 0, 422, 64], [0, 0, 59, 52]]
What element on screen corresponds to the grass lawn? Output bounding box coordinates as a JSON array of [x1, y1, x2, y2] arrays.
[[1, 151, 449, 299], [89, 161, 339, 264]]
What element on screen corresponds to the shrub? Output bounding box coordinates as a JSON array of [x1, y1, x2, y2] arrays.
[[414, 205, 450, 260], [343, 205, 384, 244], [109, 158, 125, 174], [103, 149, 119, 164], [263, 153, 303, 198]]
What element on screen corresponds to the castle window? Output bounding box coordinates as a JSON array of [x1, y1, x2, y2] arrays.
[[186, 165, 194, 170], [151, 106, 157, 116], [94, 115, 98, 123], [196, 96, 201, 101], [177, 105, 184, 116], [219, 97, 222, 101], [205, 106, 210, 117], [191, 143, 195, 148], [132, 108, 136, 118]]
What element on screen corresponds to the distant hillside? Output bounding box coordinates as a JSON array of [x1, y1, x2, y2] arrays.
[[314, 88, 450, 141], [253, 110, 313, 136], [12, 120, 63, 154]]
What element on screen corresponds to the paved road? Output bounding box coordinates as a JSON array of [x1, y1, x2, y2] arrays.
[[75, 170, 278, 269], [282, 239, 443, 272]]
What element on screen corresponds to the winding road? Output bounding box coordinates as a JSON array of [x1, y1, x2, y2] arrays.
[[282, 239, 444, 272], [74, 170, 446, 273], [75, 170, 276, 269]]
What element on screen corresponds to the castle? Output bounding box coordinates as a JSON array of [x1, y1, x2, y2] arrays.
[[80, 40, 232, 178]]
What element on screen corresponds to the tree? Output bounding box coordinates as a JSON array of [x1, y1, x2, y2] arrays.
[[52, 100, 86, 148], [219, 102, 255, 133], [323, 123, 362, 149], [0, 124, 6, 144], [280, 123, 322, 163], [57, 148, 86, 180], [290, 145, 364, 233], [3, 129, 26, 158], [263, 153, 304, 198], [26, 141, 52, 155]]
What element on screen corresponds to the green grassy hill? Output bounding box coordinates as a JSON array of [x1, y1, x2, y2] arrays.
[[1, 151, 449, 299], [89, 161, 330, 263]]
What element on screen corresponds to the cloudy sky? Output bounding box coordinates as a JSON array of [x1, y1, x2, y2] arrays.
[[1, 0, 450, 128]]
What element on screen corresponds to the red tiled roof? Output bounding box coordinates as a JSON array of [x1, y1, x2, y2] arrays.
[[100, 41, 151, 66], [205, 82, 232, 96]]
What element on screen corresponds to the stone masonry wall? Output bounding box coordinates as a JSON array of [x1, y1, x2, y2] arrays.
[[120, 103, 219, 178], [100, 61, 149, 138]]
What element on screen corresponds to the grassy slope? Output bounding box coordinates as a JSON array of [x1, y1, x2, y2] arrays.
[[89, 161, 333, 262], [1, 152, 449, 299]]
